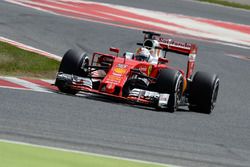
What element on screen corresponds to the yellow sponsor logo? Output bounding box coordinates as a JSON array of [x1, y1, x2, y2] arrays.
[[114, 67, 127, 74], [147, 65, 153, 75]]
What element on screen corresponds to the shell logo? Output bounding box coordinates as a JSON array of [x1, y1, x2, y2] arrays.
[[114, 67, 127, 74]]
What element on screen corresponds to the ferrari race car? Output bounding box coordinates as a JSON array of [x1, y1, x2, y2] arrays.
[[55, 31, 219, 114]]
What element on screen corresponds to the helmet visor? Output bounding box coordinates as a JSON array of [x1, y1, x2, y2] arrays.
[[135, 54, 149, 61]]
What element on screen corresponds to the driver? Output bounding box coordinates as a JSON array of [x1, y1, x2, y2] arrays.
[[135, 47, 150, 61], [135, 47, 158, 64]]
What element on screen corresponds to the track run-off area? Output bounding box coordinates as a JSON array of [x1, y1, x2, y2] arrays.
[[5, 0, 250, 49], [1, 0, 250, 167]]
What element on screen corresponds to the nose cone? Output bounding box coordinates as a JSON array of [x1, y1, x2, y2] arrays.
[[105, 83, 116, 94]]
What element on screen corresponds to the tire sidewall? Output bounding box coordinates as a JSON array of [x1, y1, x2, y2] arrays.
[[56, 49, 89, 95], [58, 49, 89, 76], [189, 71, 219, 114], [155, 68, 183, 112]]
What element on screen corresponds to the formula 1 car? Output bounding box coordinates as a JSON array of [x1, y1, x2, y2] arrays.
[[55, 31, 219, 114]]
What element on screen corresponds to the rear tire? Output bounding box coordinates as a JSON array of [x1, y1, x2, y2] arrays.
[[189, 71, 219, 114], [56, 49, 89, 95], [155, 69, 184, 112]]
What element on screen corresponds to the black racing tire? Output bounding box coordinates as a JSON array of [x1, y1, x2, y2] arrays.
[[155, 68, 184, 112], [58, 49, 89, 76], [189, 71, 219, 114], [56, 49, 89, 95]]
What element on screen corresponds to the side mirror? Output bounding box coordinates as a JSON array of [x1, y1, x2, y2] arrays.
[[123, 52, 134, 59], [158, 57, 169, 64]]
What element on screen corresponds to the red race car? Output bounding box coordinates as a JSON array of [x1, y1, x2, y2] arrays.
[[55, 31, 219, 114]]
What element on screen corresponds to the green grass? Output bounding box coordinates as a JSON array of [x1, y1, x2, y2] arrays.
[[0, 141, 167, 167], [198, 0, 250, 10], [0, 41, 60, 79]]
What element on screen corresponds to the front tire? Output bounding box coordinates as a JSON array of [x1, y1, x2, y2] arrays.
[[56, 49, 89, 95], [189, 71, 219, 114], [155, 69, 184, 112], [58, 49, 89, 76]]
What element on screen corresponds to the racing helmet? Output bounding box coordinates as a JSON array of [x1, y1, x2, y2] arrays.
[[135, 47, 151, 61], [143, 39, 160, 50]]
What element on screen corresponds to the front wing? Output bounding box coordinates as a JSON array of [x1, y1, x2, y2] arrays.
[[56, 73, 170, 108]]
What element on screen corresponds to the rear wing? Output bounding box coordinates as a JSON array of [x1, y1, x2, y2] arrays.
[[143, 31, 197, 55], [153, 36, 197, 56]]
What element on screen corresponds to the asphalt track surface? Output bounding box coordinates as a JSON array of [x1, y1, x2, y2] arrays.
[[0, 0, 250, 167]]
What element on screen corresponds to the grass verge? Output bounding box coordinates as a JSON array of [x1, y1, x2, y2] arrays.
[[0, 41, 60, 79], [0, 141, 167, 167], [198, 0, 250, 10]]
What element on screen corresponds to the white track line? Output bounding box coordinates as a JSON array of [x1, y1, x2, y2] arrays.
[[0, 76, 52, 93], [4, 0, 250, 49], [40, 79, 55, 84], [0, 36, 61, 61], [106, 3, 250, 47], [0, 85, 30, 91], [0, 139, 180, 167]]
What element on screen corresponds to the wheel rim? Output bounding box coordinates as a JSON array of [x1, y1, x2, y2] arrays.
[[211, 79, 219, 110], [175, 76, 184, 109], [82, 57, 89, 73]]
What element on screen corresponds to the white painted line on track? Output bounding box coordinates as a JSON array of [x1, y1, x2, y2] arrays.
[[40, 79, 55, 84], [0, 85, 30, 91], [0, 76, 92, 97], [0, 36, 61, 61], [226, 53, 250, 61], [8, 0, 250, 49], [0, 139, 181, 167], [0, 76, 52, 93], [108, 3, 250, 47], [4, 0, 250, 49]]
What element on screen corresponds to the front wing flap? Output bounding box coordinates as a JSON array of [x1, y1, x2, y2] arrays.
[[128, 88, 170, 108], [56, 72, 92, 89]]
